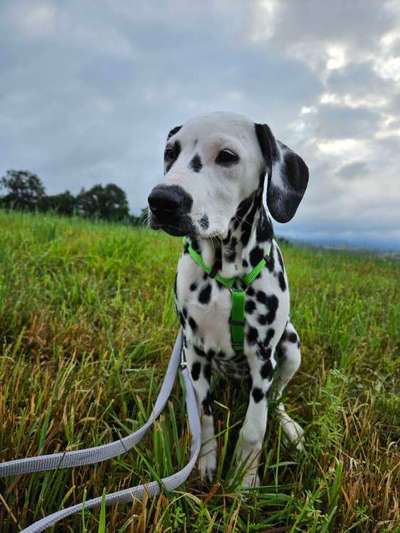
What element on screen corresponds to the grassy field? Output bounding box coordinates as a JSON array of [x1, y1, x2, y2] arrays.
[[0, 211, 399, 532]]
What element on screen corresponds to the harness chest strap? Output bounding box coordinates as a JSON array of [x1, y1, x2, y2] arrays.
[[185, 239, 270, 353]]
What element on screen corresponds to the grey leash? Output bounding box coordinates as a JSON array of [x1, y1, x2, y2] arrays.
[[0, 331, 201, 532]]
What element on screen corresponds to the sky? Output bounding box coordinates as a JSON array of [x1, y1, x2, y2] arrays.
[[0, 1, 399, 250]]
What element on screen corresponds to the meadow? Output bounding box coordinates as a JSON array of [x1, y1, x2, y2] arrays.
[[0, 210, 399, 532]]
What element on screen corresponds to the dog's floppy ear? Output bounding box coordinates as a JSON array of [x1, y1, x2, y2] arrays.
[[255, 123, 309, 223]]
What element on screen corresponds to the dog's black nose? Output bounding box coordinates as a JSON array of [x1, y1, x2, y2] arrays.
[[148, 185, 192, 215]]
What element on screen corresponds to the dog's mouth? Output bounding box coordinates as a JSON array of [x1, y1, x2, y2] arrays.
[[149, 213, 195, 237]]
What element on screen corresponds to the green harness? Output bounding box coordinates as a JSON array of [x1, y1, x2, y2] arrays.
[[185, 239, 270, 353]]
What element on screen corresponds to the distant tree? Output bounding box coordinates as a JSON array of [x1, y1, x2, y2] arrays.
[[76, 183, 129, 221], [130, 208, 149, 226], [0, 171, 135, 222], [39, 190, 76, 216], [0, 170, 46, 210]]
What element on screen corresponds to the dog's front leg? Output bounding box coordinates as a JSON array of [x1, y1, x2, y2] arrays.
[[186, 344, 217, 482], [236, 353, 274, 488]]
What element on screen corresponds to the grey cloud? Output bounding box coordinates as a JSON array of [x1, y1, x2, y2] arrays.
[[314, 104, 382, 139], [0, 0, 399, 248], [263, 0, 396, 54], [336, 161, 369, 179], [326, 61, 393, 97]]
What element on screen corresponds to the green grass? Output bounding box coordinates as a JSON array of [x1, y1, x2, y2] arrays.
[[0, 210, 399, 532]]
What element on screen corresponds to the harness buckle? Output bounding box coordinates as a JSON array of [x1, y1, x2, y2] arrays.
[[180, 348, 188, 369]]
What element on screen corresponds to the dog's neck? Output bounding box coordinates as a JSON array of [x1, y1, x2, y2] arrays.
[[190, 190, 274, 280]]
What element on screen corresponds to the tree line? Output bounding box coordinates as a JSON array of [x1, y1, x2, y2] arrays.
[[0, 170, 147, 225]]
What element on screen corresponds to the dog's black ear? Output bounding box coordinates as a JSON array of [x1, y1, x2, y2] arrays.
[[167, 125, 182, 140], [255, 123, 309, 223]]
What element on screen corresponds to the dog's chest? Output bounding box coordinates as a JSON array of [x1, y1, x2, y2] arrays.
[[176, 257, 249, 378], [180, 275, 234, 351], [176, 250, 289, 379]]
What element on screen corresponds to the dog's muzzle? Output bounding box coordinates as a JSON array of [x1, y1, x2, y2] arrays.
[[148, 184, 194, 236]]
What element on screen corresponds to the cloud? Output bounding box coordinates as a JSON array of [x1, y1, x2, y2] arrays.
[[314, 104, 382, 139], [0, 0, 399, 248], [336, 161, 369, 180]]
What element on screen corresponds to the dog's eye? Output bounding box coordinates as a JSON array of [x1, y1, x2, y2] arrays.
[[215, 149, 239, 166], [164, 147, 176, 161]]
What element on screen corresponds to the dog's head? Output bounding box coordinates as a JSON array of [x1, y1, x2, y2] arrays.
[[148, 112, 308, 238]]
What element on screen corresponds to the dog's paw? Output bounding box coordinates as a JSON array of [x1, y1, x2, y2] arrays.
[[277, 405, 305, 452], [293, 428, 305, 452], [282, 418, 305, 451], [198, 449, 217, 483]]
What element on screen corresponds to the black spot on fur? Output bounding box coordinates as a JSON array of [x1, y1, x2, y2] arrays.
[[247, 286, 255, 297], [276, 345, 285, 359], [249, 246, 264, 267], [245, 299, 256, 314], [194, 345, 206, 357], [278, 271, 286, 291], [188, 317, 197, 332], [199, 283, 212, 304], [260, 360, 273, 379], [190, 154, 203, 172], [242, 259, 248, 268], [199, 214, 209, 230], [266, 295, 279, 324], [202, 391, 213, 415], [217, 351, 225, 358], [233, 195, 253, 230], [258, 314, 268, 326], [190, 282, 197, 291], [165, 140, 181, 172], [256, 292, 279, 323], [240, 196, 258, 247], [265, 329, 275, 345], [191, 361, 201, 381], [258, 344, 272, 359], [182, 307, 188, 319], [204, 363, 212, 382], [256, 208, 274, 242], [210, 245, 222, 278], [191, 237, 200, 253], [167, 125, 182, 139], [266, 243, 275, 272], [256, 291, 268, 305], [252, 387, 264, 403], [247, 326, 258, 345], [286, 331, 298, 343], [207, 349, 215, 360]]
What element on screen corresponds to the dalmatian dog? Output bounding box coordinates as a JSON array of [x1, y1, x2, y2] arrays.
[[148, 112, 309, 488]]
